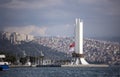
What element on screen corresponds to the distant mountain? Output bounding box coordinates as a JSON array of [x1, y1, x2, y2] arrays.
[[0, 41, 69, 60], [0, 31, 120, 65]]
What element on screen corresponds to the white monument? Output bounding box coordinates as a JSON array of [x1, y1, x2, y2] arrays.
[[72, 18, 89, 65]]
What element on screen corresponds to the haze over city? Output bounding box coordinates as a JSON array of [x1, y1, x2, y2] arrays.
[[0, 0, 120, 38]]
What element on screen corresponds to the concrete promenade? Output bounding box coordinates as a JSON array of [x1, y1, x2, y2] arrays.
[[61, 64, 109, 67]]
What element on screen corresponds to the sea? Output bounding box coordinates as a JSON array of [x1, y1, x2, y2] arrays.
[[0, 67, 120, 77]]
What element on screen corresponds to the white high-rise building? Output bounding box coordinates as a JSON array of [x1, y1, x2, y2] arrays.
[[26, 35, 34, 41], [10, 32, 34, 44]]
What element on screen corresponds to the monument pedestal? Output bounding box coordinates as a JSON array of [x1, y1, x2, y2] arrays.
[[72, 52, 89, 65]]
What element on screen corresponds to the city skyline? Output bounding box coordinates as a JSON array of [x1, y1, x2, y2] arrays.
[[0, 0, 120, 38]]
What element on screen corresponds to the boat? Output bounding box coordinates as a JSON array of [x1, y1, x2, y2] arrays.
[[0, 55, 9, 71]]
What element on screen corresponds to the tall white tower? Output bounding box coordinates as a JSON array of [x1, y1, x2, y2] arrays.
[[72, 18, 89, 65]]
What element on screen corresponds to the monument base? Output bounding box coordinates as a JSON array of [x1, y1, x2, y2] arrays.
[[72, 53, 89, 65]]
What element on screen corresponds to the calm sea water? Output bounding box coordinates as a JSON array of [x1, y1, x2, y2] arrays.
[[0, 67, 120, 77]]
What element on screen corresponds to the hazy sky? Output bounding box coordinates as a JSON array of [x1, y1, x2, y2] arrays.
[[0, 0, 120, 38]]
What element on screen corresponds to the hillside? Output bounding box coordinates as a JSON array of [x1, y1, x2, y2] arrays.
[[0, 32, 120, 65], [35, 37, 120, 65], [0, 40, 70, 60]]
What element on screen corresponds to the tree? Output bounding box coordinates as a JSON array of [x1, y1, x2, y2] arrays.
[[20, 57, 27, 65]]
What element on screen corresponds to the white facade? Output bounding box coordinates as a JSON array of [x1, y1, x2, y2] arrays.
[[43, 59, 52, 65], [0, 55, 5, 58], [0, 55, 9, 65], [6, 32, 35, 44], [16, 34, 26, 41], [26, 35, 34, 41], [4, 32, 11, 40]]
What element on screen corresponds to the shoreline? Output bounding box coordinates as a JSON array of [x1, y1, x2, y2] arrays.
[[9, 64, 120, 68], [61, 64, 109, 67], [9, 65, 31, 68]]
